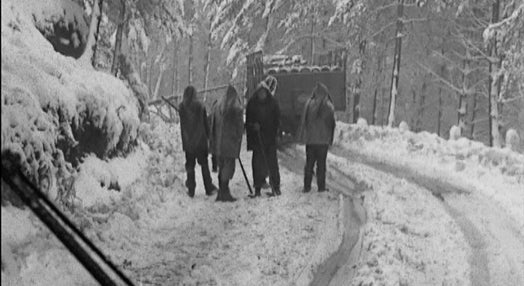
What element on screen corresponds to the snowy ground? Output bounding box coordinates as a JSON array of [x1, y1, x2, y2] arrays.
[[1, 118, 341, 286], [331, 121, 524, 286], [284, 147, 471, 285], [334, 122, 524, 236]]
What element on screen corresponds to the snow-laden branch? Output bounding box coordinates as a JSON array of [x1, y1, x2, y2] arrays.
[[418, 63, 463, 94], [484, 2, 524, 41]]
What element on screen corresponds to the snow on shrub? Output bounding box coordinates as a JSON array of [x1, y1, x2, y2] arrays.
[[1, 0, 140, 206], [505, 129, 520, 152], [449, 125, 461, 140], [356, 117, 368, 127], [399, 121, 409, 132]]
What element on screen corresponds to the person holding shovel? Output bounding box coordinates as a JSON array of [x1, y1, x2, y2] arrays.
[[246, 80, 281, 197], [210, 85, 244, 202]]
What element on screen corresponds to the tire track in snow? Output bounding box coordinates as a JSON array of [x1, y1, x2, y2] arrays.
[[279, 148, 366, 286], [331, 146, 524, 286]]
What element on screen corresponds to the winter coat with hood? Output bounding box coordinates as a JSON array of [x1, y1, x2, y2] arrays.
[[246, 83, 281, 150], [298, 82, 336, 145], [210, 85, 244, 158], [179, 86, 209, 154]]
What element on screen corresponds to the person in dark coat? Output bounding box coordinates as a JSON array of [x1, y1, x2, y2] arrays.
[[179, 86, 217, 198], [297, 82, 336, 193], [246, 81, 281, 197], [210, 85, 244, 202]]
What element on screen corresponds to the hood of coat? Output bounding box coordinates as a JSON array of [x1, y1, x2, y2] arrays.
[[182, 85, 198, 108], [219, 85, 241, 113], [308, 82, 332, 116], [253, 83, 272, 103]]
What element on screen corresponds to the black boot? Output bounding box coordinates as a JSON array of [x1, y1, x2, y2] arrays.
[[304, 169, 313, 194], [206, 184, 218, 196], [222, 186, 236, 202], [267, 186, 281, 197], [249, 187, 261, 198], [217, 180, 236, 202], [186, 170, 196, 198]]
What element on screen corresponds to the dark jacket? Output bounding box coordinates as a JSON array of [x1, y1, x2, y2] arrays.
[[246, 85, 280, 150], [210, 85, 244, 158], [179, 86, 209, 154], [298, 83, 336, 145]]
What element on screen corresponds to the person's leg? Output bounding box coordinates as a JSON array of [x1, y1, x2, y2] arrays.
[[185, 152, 196, 197], [303, 145, 315, 193], [197, 151, 217, 195], [217, 158, 236, 202], [316, 145, 329, 192], [211, 155, 218, 173], [216, 157, 225, 201], [251, 149, 266, 196], [266, 144, 281, 195]]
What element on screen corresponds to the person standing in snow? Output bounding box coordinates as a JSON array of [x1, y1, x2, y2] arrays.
[[179, 86, 218, 198], [258, 76, 278, 190], [246, 80, 281, 197], [297, 82, 336, 193], [210, 85, 244, 202]]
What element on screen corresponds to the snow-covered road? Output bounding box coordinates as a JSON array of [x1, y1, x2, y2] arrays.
[[3, 120, 524, 286], [328, 146, 524, 286]]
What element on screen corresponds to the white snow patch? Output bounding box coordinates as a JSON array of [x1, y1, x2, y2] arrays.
[[399, 121, 409, 132], [505, 129, 520, 152], [356, 117, 368, 127], [450, 125, 461, 140]]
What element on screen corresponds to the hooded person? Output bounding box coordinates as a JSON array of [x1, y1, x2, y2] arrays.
[[179, 85, 217, 198], [258, 75, 278, 189], [210, 85, 244, 202], [297, 82, 336, 193], [245, 80, 281, 197]]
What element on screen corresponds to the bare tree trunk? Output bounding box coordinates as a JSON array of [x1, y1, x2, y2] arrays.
[[153, 66, 166, 99], [203, 27, 212, 103], [79, 0, 104, 66], [488, 0, 502, 147], [437, 85, 443, 136], [387, 0, 404, 127], [188, 34, 193, 86], [469, 93, 478, 139], [371, 89, 378, 125], [415, 80, 427, 132], [111, 0, 126, 75], [91, 0, 104, 67], [310, 15, 315, 64], [353, 39, 366, 123], [372, 51, 385, 125], [457, 56, 469, 134], [172, 43, 178, 96], [147, 55, 154, 95]]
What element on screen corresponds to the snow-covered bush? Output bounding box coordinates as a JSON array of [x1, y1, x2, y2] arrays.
[[399, 121, 409, 132], [449, 125, 461, 140], [1, 0, 140, 206], [505, 129, 520, 152], [356, 118, 368, 127]]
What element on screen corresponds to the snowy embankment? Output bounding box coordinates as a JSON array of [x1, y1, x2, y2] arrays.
[[1, 0, 140, 205], [334, 121, 524, 237], [2, 117, 341, 286]]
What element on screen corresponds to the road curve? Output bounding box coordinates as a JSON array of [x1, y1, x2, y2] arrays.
[[330, 146, 524, 286]]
